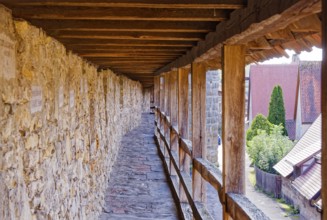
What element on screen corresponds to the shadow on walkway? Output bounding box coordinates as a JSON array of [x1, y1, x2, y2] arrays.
[[99, 113, 179, 220]]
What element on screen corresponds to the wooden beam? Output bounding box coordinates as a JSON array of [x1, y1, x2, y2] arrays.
[[59, 38, 197, 47], [154, 76, 160, 107], [155, 0, 321, 75], [164, 73, 170, 115], [322, 0, 327, 218], [53, 31, 205, 41], [79, 52, 184, 57], [178, 68, 190, 139], [70, 46, 189, 52], [222, 45, 245, 219], [170, 70, 178, 126], [160, 76, 165, 112], [5, 0, 245, 9], [27, 19, 217, 32], [10, 7, 230, 21], [191, 62, 207, 203], [178, 67, 191, 204]]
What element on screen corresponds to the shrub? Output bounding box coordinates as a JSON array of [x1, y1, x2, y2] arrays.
[[247, 125, 293, 174], [246, 114, 272, 142]]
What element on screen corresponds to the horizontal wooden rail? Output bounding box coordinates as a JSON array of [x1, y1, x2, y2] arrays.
[[193, 158, 223, 203], [154, 108, 268, 220]]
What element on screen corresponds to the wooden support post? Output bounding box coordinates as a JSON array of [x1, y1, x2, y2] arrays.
[[170, 70, 178, 127], [178, 67, 190, 203], [154, 76, 160, 107], [222, 45, 246, 219], [191, 62, 207, 203], [160, 75, 165, 112], [165, 72, 170, 116], [170, 70, 178, 176], [322, 1, 327, 219], [154, 76, 160, 137]]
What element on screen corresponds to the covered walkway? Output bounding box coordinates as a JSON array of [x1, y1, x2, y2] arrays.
[[100, 113, 179, 220]]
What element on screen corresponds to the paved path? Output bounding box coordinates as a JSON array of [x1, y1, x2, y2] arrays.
[[99, 113, 179, 220]]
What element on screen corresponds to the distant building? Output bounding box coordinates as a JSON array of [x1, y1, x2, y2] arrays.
[[274, 115, 322, 220], [249, 58, 321, 140]]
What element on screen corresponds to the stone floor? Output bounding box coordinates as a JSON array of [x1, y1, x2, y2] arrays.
[[99, 113, 179, 220]]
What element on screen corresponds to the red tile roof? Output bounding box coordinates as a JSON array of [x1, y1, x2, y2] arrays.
[[299, 61, 321, 123], [250, 64, 298, 121], [292, 162, 321, 200], [273, 115, 321, 177]]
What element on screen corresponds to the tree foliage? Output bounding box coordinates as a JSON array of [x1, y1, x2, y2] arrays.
[[267, 85, 288, 135], [246, 114, 272, 142], [247, 125, 293, 174]]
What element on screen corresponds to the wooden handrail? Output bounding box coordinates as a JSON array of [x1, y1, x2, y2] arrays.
[[154, 107, 268, 220], [193, 158, 223, 203]]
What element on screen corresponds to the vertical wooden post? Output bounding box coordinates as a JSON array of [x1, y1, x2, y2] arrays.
[[222, 45, 246, 219], [170, 70, 178, 127], [160, 75, 165, 112], [165, 72, 170, 116], [322, 1, 327, 219], [164, 72, 170, 159], [154, 76, 160, 137], [178, 68, 190, 202], [170, 70, 178, 176], [154, 76, 160, 107], [191, 62, 207, 202]]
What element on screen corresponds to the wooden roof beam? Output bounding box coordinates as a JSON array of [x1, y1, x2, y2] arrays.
[[4, 0, 246, 9], [10, 7, 231, 22], [53, 31, 206, 41], [24, 19, 217, 32], [155, 0, 321, 75]]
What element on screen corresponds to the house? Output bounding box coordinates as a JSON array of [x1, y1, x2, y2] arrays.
[[249, 58, 321, 140], [274, 115, 322, 220]]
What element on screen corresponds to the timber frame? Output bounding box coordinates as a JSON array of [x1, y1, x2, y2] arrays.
[[0, 0, 325, 219]]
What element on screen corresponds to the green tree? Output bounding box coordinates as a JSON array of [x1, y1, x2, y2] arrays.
[[246, 114, 272, 143], [247, 125, 293, 174], [267, 85, 288, 135]]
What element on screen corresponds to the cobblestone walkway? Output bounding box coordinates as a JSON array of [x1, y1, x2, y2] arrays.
[[99, 113, 179, 220]]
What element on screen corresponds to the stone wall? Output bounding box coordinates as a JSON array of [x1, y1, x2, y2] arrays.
[[281, 178, 321, 220], [0, 6, 143, 220], [206, 70, 220, 164]]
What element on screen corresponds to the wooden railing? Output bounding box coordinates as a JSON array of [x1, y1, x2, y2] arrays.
[[155, 107, 268, 220]]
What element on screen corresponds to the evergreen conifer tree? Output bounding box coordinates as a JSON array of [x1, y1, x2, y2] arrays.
[[267, 85, 288, 136]]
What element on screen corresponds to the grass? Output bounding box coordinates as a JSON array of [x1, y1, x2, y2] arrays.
[[276, 198, 300, 218]]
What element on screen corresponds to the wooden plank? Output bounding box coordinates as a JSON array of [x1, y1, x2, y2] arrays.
[[25, 19, 217, 32], [5, 0, 245, 9], [226, 194, 269, 220], [222, 45, 245, 219], [193, 158, 223, 202], [322, 0, 327, 219], [10, 6, 230, 22], [58, 38, 197, 47], [66, 46, 191, 51], [191, 62, 206, 202], [155, 0, 321, 75]]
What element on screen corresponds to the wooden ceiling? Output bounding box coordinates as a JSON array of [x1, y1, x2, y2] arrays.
[[0, 0, 246, 87]]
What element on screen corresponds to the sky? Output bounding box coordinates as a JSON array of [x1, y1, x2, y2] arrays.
[[259, 47, 322, 64]]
